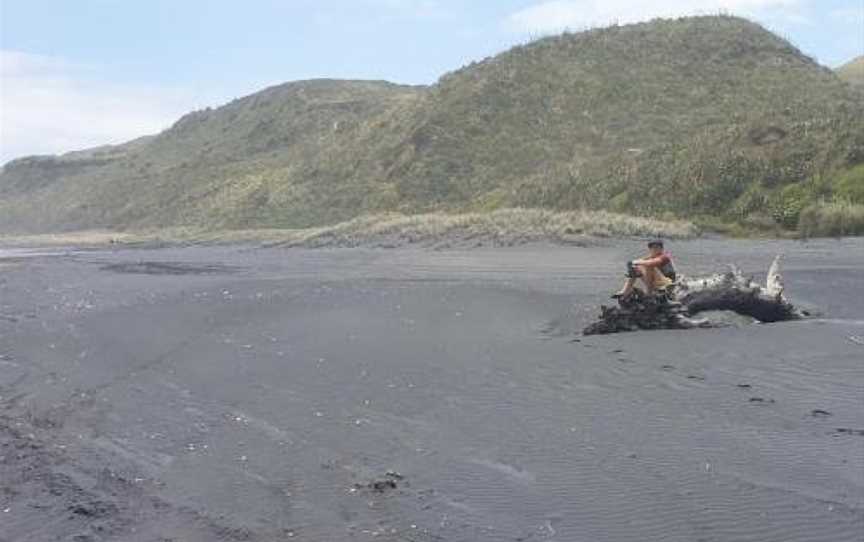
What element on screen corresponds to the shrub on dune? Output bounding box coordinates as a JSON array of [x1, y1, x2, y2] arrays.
[[798, 201, 864, 238]]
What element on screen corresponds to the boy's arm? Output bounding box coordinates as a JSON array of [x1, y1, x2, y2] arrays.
[[634, 255, 667, 268]]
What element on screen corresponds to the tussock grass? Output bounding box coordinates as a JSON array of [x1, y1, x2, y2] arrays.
[[798, 201, 864, 238], [274, 208, 698, 248]]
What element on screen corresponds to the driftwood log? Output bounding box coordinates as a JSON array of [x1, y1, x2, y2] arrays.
[[583, 256, 803, 335]]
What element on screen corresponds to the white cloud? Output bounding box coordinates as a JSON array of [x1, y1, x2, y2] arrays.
[[506, 0, 804, 34], [0, 50, 211, 164]]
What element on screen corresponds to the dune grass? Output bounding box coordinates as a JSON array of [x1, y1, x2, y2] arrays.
[[273, 209, 698, 247], [167, 208, 699, 247], [798, 201, 864, 238]]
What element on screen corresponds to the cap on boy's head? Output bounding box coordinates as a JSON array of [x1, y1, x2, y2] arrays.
[[647, 239, 664, 249]]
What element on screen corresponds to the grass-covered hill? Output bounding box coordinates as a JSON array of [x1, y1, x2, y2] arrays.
[[2, 15, 862, 235]]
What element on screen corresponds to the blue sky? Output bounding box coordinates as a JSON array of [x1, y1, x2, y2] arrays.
[[1, 0, 862, 163]]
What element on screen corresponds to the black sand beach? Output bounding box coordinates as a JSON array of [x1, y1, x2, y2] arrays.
[[1, 239, 862, 541]]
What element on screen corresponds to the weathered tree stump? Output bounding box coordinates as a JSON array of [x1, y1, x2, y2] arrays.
[[583, 256, 802, 335]]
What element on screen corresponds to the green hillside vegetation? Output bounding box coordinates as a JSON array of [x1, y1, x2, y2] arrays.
[[2, 15, 862, 236]]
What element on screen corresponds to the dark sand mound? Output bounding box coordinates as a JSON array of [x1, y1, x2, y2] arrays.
[[101, 261, 241, 275]]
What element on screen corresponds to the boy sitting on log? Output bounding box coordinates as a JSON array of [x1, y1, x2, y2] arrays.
[[614, 240, 677, 299]]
